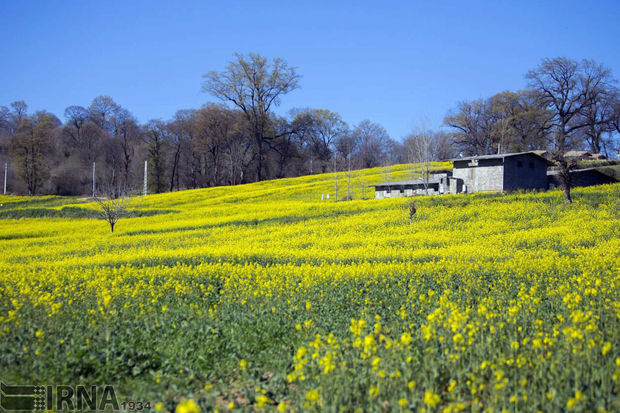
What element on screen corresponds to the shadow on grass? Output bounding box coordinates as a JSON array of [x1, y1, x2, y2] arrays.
[[0, 207, 178, 220]]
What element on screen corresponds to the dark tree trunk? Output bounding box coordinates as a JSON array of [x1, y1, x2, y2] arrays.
[[564, 186, 572, 204], [169, 144, 181, 192], [256, 138, 264, 181]]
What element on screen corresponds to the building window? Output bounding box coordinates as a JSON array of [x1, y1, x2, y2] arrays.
[[517, 161, 523, 167]]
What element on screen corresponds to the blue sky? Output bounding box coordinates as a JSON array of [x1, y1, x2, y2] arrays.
[[1, 0, 619, 140]]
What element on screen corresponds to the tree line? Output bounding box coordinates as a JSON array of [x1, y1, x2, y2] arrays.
[[445, 57, 620, 158], [0, 54, 618, 197]]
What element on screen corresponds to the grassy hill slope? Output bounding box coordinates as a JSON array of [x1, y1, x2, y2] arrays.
[[0, 164, 618, 412]]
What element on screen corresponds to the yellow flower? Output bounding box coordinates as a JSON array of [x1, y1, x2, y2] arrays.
[[277, 402, 288, 412], [369, 385, 379, 398], [256, 395, 270, 407], [424, 391, 441, 408], [102, 292, 112, 307], [448, 380, 456, 392], [567, 398, 576, 409], [400, 332, 412, 346], [296, 346, 307, 359], [155, 402, 164, 411], [566, 390, 583, 409], [305, 389, 320, 403], [176, 399, 200, 413], [602, 342, 611, 356], [227, 402, 235, 410], [398, 398, 408, 407], [35, 330, 44, 339], [239, 359, 247, 371]]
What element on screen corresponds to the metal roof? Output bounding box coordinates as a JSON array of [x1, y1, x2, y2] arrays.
[[370, 177, 444, 187], [450, 151, 554, 165]]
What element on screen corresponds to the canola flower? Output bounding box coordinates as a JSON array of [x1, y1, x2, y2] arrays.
[[175, 399, 200, 413], [0, 164, 618, 412]]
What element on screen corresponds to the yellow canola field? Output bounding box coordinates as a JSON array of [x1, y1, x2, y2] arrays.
[[0, 163, 618, 412]]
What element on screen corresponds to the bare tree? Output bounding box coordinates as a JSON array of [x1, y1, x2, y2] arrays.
[[334, 133, 358, 200], [224, 123, 253, 185], [526, 57, 609, 203], [203, 53, 300, 181], [576, 60, 619, 156], [404, 131, 432, 194], [143, 120, 168, 194], [291, 108, 348, 173], [93, 195, 131, 233], [193, 104, 243, 186], [431, 131, 458, 160], [111, 107, 139, 192], [10, 111, 59, 195], [88, 95, 119, 133], [352, 120, 390, 168], [444, 99, 495, 156]]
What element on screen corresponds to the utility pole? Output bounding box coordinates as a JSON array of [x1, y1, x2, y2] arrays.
[[347, 156, 351, 201], [361, 172, 366, 199], [333, 157, 338, 202], [92, 162, 96, 197], [3, 163, 7, 195], [143, 161, 148, 196]]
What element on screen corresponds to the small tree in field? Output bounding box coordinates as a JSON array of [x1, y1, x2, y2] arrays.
[[93, 196, 131, 233], [405, 131, 433, 195]]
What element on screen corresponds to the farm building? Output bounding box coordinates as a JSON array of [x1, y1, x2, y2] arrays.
[[547, 168, 617, 188], [451, 152, 552, 193], [371, 172, 462, 199], [371, 151, 616, 199]]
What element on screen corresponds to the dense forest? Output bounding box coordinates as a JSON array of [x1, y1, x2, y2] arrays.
[[1, 54, 618, 196]]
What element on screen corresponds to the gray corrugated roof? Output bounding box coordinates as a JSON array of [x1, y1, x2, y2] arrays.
[[370, 177, 444, 187], [451, 151, 554, 165]]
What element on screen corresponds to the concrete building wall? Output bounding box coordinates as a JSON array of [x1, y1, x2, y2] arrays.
[[453, 159, 504, 193], [373, 183, 441, 198], [449, 178, 463, 194], [502, 155, 548, 192]]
